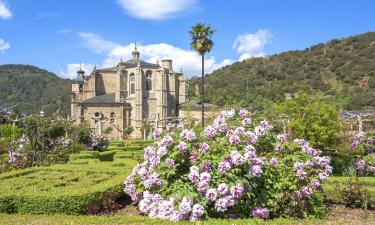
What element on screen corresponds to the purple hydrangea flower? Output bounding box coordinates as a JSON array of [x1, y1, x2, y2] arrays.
[[242, 118, 252, 126], [277, 134, 286, 143], [197, 181, 209, 194], [302, 186, 313, 197], [206, 188, 218, 201], [296, 169, 306, 180], [230, 183, 245, 198], [191, 204, 204, 219], [203, 163, 212, 172], [356, 160, 366, 170], [152, 129, 162, 138], [274, 143, 282, 152], [178, 141, 188, 153], [310, 179, 320, 189], [252, 207, 269, 219], [218, 161, 231, 173], [180, 129, 196, 141], [269, 157, 278, 166], [230, 150, 245, 166], [229, 134, 240, 146], [238, 109, 249, 117], [293, 162, 304, 171], [235, 127, 246, 136], [319, 172, 329, 181], [214, 198, 228, 212], [199, 143, 210, 153], [166, 158, 175, 168], [189, 152, 198, 161], [217, 183, 229, 196], [199, 172, 211, 182], [250, 165, 263, 177], [244, 144, 256, 152]]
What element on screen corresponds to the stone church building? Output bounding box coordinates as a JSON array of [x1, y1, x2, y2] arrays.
[[71, 46, 187, 139]]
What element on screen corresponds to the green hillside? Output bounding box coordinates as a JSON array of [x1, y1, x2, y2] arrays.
[[0, 64, 71, 115], [189, 32, 375, 110]]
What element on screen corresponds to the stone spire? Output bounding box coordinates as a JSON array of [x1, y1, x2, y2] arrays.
[[132, 42, 140, 60]]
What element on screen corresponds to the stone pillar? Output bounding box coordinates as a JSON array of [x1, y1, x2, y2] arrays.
[[157, 68, 168, 128], [133, 67, 143, 139]]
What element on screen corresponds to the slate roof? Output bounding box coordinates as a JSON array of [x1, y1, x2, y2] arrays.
[[341, 110, 375, 118], [97, 59, 160, 72], [81, 93, 120, 104]]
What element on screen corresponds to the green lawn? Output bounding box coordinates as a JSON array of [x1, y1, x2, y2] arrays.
[[0, 213, 366, 225]]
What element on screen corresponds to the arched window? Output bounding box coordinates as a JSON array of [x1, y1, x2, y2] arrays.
[[146, 70, 152, 91], [130, 73, 135, 95]]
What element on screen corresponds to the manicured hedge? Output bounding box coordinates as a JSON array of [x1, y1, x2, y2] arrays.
[[69, 153, 97, 161], [98, 150, 116, 161], [0, 160, 137, 214]]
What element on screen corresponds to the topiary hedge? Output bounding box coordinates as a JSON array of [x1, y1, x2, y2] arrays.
[[0, 161, 136, 214]]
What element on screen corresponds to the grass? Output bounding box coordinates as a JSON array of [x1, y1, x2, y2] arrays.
[[0, 213, 365, 225]]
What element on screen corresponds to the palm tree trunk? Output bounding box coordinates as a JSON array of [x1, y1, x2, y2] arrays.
[[201, 53, 205, 128]]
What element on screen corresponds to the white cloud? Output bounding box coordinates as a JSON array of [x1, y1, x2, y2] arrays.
[[0, 38, 10, 53], [59, 63, 95, 79], [62, 29, 272, 79], [233, 29, 272, 60], [75, 32, 229, 78], [78, 32, 118, 54], [116, 0, 197, 20], [0, 1, 12, 19]]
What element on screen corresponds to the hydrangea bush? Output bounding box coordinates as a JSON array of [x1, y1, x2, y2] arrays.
[[124, 110, 332, 221], [350, 132, 375, 175]]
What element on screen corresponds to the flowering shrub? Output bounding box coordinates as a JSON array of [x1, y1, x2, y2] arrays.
[[86, 135, 109, 151], [350, 132, 375, 175], [124, 110, 332, 221]]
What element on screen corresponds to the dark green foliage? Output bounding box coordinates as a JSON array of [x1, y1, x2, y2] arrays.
[[189, 32, 375, 110], [0, 64, 71, 116]]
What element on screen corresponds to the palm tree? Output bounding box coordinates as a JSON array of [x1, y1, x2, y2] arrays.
[[189, 23, 216, 128]]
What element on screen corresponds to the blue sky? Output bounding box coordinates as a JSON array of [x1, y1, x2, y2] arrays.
[[0, 0, 374, 78]]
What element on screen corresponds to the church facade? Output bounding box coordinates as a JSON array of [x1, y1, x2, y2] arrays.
[[70, 47, 187, 139]]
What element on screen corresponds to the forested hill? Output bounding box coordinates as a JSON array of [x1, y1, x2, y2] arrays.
[[0, 64, 71, 115], [189, 32, 375, 110]]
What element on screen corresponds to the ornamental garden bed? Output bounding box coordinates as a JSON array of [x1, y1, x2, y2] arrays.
[[0, 159, 137, 214]]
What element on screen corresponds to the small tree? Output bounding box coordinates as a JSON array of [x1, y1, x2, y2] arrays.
[[273, 93, 341, 149]]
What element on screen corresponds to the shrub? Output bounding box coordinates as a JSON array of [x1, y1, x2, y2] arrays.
[[124, 110, 333, 221], [0, 161, 137, 214], [98, 151, 116, 161], [349, 132, 375, 176]]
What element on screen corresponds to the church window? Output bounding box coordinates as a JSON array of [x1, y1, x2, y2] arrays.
[[130, 73, 135, 94], [146, 70, 152, 91]]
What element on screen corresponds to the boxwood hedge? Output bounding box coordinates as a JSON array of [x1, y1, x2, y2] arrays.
[[0, 159, 137, 214]]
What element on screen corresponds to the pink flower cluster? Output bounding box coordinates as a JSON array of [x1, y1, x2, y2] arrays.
[[138, 193, 205, 221]]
